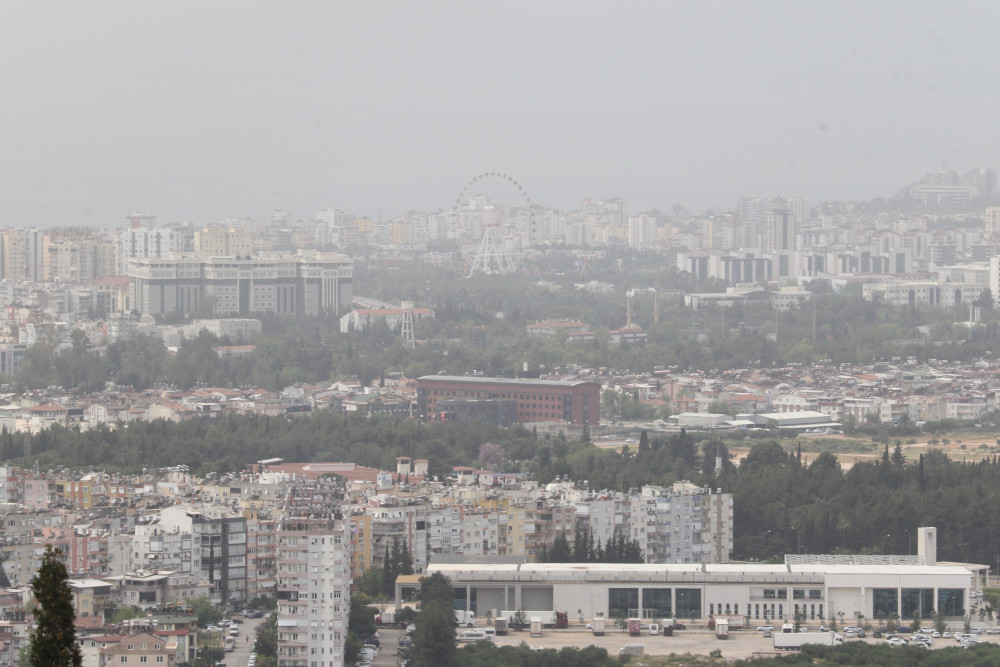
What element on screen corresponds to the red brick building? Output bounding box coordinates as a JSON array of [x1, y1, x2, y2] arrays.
[[416, 376, 601, 425]]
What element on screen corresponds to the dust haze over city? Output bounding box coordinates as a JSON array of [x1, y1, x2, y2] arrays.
[[6, 3, 1000, 667], [3, 0, 999, 223]]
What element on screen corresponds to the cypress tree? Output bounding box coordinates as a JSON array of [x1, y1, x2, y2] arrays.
[[400, 538, 414, 576], [381, 544, 393, 597], [28, 545, 82, 667]]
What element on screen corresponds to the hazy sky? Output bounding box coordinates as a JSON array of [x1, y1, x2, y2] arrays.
[[2, 1, 999, 226]]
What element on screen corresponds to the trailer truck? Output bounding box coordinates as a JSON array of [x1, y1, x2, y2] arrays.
[[715, 618, 730, 639], [628, 619, 642, 636], [493, 618, 508, 636], [454, 610, 476, 627], [498, 610, 567, 628], [530, 617, 542, 638], [774, 632, 845, 650]]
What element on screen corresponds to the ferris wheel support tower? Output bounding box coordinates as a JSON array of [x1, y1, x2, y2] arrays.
[[466, 223, 518, 277]]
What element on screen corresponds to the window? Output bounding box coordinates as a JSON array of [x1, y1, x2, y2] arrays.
[[609, 588, 638, 619], [675, 588, 701, 619], [873, 588, 898, 617], [938, 589, 964, 617]]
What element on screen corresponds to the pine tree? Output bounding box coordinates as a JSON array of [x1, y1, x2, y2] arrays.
[[549, 535, 572, 562], [28, 545, 82, 667]]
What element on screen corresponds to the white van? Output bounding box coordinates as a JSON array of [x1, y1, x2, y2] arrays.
[[457, 630, 489, 643]]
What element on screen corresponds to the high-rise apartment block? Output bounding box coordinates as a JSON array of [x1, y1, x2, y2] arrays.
[[158, 506, 248, 607], [276, 480, 350, 667]]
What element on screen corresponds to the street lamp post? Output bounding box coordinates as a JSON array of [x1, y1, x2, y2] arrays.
[[904, 529, 911, 555], [881, 534, 891, 555]]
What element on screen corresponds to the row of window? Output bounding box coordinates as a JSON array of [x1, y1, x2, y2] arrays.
[[608, 587, 702, 619]]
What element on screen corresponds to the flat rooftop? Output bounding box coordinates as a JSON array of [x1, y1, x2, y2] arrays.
[[418, 375, 598, 387]]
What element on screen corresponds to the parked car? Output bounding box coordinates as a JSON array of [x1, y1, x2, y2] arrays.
[[887, 637, 907, 647], [756, 625, 774, 632], [987, 627, 1000, 635], [818, 624, 831, 632]]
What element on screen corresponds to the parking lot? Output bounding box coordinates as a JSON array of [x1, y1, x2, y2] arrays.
[[488, 627, 1000, 659]]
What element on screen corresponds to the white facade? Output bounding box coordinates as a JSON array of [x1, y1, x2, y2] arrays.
[[276, 482, 350, 667], [423, 554, 974, 625]]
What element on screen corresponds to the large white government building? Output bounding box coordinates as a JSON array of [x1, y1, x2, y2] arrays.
[[129, 251, 353, 317], [411, 528, 980, 623]]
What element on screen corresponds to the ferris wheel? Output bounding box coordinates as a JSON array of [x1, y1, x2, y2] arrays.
[[453, 172, 534, 277]]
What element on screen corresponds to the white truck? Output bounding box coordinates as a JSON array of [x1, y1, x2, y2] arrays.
[[715, 618, 729, 639], [619, 644, 645, 656], [499, 610, 557, 626], [454, 610, 476, 627], [530, 617, 542, 638], [774, 631, 845, 650], [591, 617, 606, 636]]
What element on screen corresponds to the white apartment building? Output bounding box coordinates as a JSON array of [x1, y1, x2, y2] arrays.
[[276, 481, 350, 667], [370, 502, 428, 574]]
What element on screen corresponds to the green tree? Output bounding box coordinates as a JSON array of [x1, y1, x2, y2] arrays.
[[189, 594, 223, 627], [509, 609, 529, 632], [346, 593, 378, 664], [355, 568, 384, 599], [933, 609, 947, 635], [253, 612, 277, 657], [381, 544, 395, 598], [28, 545, 82, 667], [547, 535, 572, 562], [410, 573, 458, 667], [706, 400, 731, 415]]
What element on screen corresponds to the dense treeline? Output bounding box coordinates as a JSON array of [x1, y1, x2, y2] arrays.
[[8, 262, 1000, 393], [733, 640, 1000, 666], [14, 413, 1000, 567]]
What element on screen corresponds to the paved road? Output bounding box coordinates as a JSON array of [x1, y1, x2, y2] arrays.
[[373, 627, 404, 667], [219, 617, 266, 667]]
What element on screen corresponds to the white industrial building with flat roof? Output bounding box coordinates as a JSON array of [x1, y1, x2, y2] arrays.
[[405, 528, 979, 625]]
